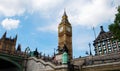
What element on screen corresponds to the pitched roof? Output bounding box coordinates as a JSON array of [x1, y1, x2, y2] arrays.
[[94, 26, 113, 43]]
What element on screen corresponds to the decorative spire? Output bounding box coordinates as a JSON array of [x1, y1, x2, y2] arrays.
[[61, 10, 69, 23], [34, 48, 38, 57], [100, 26, 104, 31], [14, 34, 17, 41], [63, 9, 67, 18], [2, 31, 7, 38], [17, 44, 21, 51], [100, 26, 105, 34]]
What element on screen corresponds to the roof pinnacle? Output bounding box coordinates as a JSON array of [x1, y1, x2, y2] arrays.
[[62, 9, 67, 19], [61, 9, 68, 23]]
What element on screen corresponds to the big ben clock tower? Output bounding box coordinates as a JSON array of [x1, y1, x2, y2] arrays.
[[58, 11, 72, 60]]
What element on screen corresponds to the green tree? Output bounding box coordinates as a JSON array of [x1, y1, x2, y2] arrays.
[[109, 6, 120, 41]]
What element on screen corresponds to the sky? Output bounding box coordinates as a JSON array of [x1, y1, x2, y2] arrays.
[[0, 0, 120, 58]]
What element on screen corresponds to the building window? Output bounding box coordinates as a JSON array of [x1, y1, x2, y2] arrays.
[[118, 41, 120, 50], [108, 44, 111, 49], [102, 41, 105, 45], [107, 40, 110, 44], [108, 40, 112, 53], [103, 46, 106, 50], [95, 47, 97, 55], [108, 49, 111, 53], [98, 46, 102, 51], [113, 48, 117, 52], [98, 43, 101, 47], [104, 50, 107, 54], [112, 40, 117, 52], [107, 40, 111, 49], [99, 51, 102, 55]]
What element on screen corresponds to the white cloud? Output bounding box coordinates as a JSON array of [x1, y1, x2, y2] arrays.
[[65, 0, 118, 27], [30, 0, 64, 12], [0, 0, 64, 17], [0, 0, 25, 17], [1, 18, 20, 30], [0, 0, 119, 27]]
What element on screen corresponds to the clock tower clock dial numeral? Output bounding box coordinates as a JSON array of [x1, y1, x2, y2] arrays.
[[60, 27, 63, 32], [67, 26, 70, 32]]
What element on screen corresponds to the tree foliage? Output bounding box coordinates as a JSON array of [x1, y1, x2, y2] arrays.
[[109, 6, 120, 41]]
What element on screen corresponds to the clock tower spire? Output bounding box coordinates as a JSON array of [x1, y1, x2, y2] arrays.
[[58, 11, 72, 60]]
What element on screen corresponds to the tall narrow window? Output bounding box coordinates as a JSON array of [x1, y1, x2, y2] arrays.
[[112, 40, 117, 52], [118, 41, 120, 50]]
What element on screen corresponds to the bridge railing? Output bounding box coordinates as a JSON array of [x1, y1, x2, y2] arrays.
[[0, 49, 26, 57], [84, 52, 120, 66]]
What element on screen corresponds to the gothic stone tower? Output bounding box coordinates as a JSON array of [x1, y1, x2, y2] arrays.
[[0, 32, 17, 53], [58, 11, 72, 60]]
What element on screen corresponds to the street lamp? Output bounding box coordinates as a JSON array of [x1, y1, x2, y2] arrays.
[[89, 43, 92, 56]]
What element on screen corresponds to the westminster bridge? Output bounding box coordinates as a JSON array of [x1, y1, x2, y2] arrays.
[[1, 46, 120, 71], [0, 49, 26, 71]]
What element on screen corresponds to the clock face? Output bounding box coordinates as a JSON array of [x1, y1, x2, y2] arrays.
[[67, 26, 70, 32], [60, 27, 63, 32]]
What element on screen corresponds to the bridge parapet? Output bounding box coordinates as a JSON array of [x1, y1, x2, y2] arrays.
[[84, 52, 120, 66], [0, 49, 26, 57]]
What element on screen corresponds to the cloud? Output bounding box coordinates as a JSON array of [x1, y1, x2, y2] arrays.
[[1, 18, 20, 30], [0, 0, 64, 17], [30, 0, 64, 12], [0, 0, 119, 27], [36, 0, 119, 33], [65, 0, 118, 27], [0, 0, 25, 17]]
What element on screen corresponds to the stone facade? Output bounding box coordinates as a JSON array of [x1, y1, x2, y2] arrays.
[[82, 62, 120, 71], [0, 32, 17, 53], [73, 52, 120, 71], [26, 57, 68, 71]]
